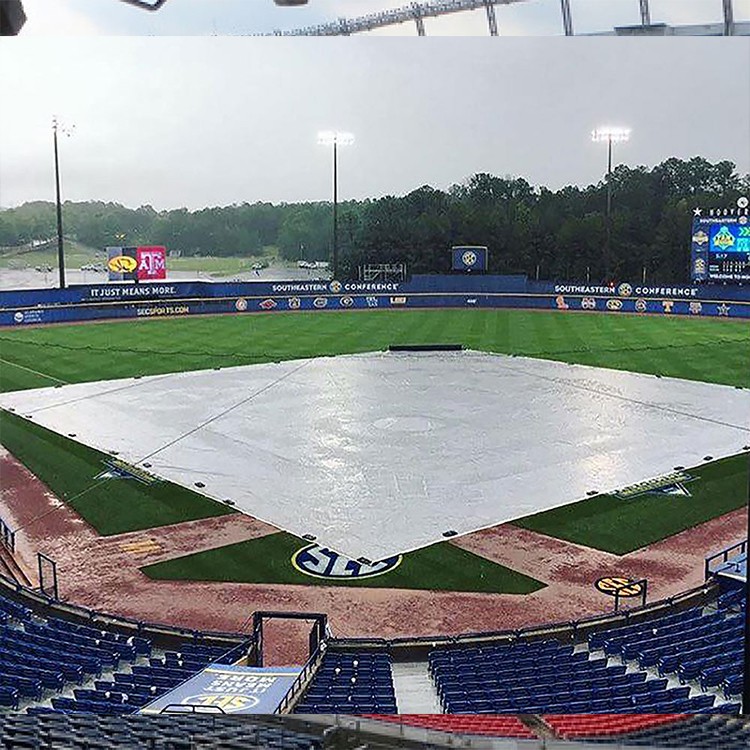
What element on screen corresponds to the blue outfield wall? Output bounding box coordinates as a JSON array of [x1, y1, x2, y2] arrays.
[[0, 275, 749, 326]]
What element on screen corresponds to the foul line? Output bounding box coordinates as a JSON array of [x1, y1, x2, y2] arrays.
[[0, 357, 67, 385]]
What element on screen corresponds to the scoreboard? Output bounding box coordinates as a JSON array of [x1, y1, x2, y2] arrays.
[[691, 206, 750, 283]]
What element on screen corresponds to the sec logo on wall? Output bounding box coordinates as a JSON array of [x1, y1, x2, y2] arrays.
[[292, 544, 402, 580]]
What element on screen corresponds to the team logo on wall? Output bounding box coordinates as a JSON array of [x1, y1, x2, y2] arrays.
[[615, 470, 696, 500], [692, 230, 709, 246], [365, 297, 378, 308], [617, 283, 632, 297], [662, 300, 674, 313], [288, 297, 301, 310], [390, 296, 407, 306], [581, 297, 596, 310], [555, 295, 569, 310], [461, 250, 477, 267], [693, 258, 707, 275], [717, 303, 730, 316], [329, 280, 343, 293], [606, 298, 622, 311], [313, 297, 328, 308], [95, 458, 159, 485], [595, 577, 644, 598], [689, 301, 703, 315], [13, 312, 24, 323], [292, 544, 402, 580], [634, 299, 647, 313], [339, 296, 354, 307], [259, 299, 277, 310], [235, 298, 248, 312]]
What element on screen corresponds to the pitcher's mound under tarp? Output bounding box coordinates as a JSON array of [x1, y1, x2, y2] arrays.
[[1, 350, 748, 562], [139, 665, 301, 715]]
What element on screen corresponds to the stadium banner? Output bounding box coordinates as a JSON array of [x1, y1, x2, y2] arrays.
[[107, 246, 167, 282], [107, 247, 139, 282], [139, 665, 301, 715], [1, 275, 748, 325], [136, 246, 167, 281]]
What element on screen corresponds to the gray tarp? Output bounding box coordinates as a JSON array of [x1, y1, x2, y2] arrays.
[[1, 351, 748, 561]]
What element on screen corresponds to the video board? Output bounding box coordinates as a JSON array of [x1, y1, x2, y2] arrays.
[[691, 205, 750, 283]]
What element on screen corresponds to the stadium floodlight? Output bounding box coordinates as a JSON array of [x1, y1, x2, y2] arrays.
[[317, 131, 355, 280], [52, 117, 75, 290], [318, 131, 355, 147], [591, 126, 631, 144], [592, 126, 631, 279]]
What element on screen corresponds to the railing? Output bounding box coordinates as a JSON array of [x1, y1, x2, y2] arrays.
[[0, 516, 15, 554], [705, 538, 747, 580], [276, 641, 327, 715], [326, 581, 717, 657]]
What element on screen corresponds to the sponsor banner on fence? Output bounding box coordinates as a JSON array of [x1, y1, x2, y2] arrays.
[[139, 665, 300, 715]]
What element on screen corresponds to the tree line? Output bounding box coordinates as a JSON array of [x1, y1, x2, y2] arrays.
[[1, 157, 746, 283]]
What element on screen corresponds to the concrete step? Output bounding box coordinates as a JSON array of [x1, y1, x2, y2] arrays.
[[391, 661, 442, 714]]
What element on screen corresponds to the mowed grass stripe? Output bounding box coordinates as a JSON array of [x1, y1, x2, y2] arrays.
[[0, 310, 748, 392], [140, 532, 545, 594]]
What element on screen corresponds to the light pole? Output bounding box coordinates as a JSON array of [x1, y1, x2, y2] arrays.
[[318, 131, 354, 280], [592, 126, 630, 280], [52, 117, 74, 289]]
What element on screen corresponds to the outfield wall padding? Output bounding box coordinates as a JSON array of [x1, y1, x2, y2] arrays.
[[1, 275, 748, 326]]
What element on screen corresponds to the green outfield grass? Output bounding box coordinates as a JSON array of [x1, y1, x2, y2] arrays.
[[140, 532, 545, 594], [0, 410, 234, 535], [514, 454, 749, 554], [1, 309, 748, 395]]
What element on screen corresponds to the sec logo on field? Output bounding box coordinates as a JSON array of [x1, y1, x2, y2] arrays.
[[292, 544, 402, 580], [329, 280, 343, 294], [617, 283, 632, 297], [595, 576, 644, 598]]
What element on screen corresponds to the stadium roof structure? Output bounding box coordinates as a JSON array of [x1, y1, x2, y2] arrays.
[[265, 0, 747, 36], [1, 350, 748, 562]]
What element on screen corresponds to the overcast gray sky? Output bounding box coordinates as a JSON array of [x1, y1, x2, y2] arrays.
[[1, 38, 748, 211], [19, 0, 750, 36]]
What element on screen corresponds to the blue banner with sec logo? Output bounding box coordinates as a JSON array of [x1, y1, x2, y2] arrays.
[[139, 665, 300, 715], [451, 246, 487, 272]]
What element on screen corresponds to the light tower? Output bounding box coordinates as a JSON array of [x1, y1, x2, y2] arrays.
[[592, 126, 630, 279], [52, 117, 75, 289], [317, 131, 354, 280]]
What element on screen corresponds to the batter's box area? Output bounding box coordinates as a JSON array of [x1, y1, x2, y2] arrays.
[[0, 350, 748, 562]]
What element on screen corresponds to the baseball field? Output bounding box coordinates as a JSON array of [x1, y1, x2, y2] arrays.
[[0, 309, 748, 595]]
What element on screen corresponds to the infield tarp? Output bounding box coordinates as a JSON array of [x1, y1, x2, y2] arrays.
[[138, 665, 300, 715], [0, 351, 748, 561]]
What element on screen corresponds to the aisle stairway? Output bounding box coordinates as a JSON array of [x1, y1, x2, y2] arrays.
[[390, 661, 443, 714]]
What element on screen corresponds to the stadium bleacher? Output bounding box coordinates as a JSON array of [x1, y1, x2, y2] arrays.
[[293, 651, 397, 714], [424, 586, 744, 714], [363, 714, 536, 738], [0, 587, 249, 715], [0, 712, 323, 750]]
